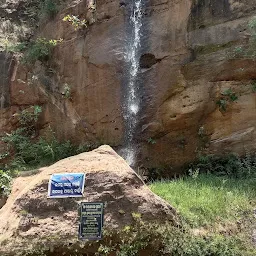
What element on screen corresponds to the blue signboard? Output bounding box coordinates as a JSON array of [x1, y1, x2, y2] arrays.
[[79, 202, 104, 240], [48, 173, 85, 198]]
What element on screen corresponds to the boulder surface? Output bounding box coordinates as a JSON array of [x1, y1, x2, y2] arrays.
[[0, 145, 177, 255]]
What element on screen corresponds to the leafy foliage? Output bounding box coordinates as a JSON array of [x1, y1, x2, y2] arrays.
[[21, 217, 256, 256], [4, 133, 71, 170], [231, 16, 256, 58], [62, 15, 88, 30], [197, 126, 210, 152], [24, 0, 61, 22], [62, 83, 72, 99], [0, 170, 12, 196], [18, 105, 42, 133], [251, 80, 256, 92], [216, 98, 227, 111], [39, 0, 59, 19], [216, 88, 238, 111], [147, 137, 156, 144], [21, 38, 62, 64], [189, 153, 256, 178], [2, 131, 97, 171], [101, 211, 255, 255], [1, 105, 97, 171]]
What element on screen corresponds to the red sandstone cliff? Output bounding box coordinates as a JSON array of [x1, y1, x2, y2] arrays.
[[1, 0, 256, 172]]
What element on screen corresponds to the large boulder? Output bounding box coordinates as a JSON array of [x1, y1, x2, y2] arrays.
[[0, 145, 177, 256]]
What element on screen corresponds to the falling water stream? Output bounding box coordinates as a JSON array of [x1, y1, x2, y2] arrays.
[[121, 0, 143, 166]]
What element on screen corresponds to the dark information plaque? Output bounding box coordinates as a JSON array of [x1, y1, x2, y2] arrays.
[[79, 202, 104, 240]]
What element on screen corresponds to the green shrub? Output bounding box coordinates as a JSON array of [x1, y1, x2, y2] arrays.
[[62, 15, 88, 30], [39, 0, 59, 19], [22, 38, 62, 64], [62, 83, 72, 99], [231, 16, 256, 58], [5, 136, 75, 170], [24, 0, 61, 22], [251, 81, 256, 92], [222, 88, 238, 101], [189, 153, 256, 178], [216, 98, 228, 111], [23, 220, 255, 256], [98, 219, 254, 256], [12, 42, 28, 53], [0, 170, 12, 196], [147, 137, 156, 144], [2, 105, 42, 150], [216, 88, 238, 112], [2, 129, 97, 171], [18, 105, 42, 132], [1, 105, 99, 171]]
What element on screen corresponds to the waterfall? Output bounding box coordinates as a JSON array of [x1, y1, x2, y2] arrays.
[[121, 0, 143, 166]]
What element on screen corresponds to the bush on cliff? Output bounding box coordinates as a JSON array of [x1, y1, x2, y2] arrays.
[[2, 129, 97, 171], [39, 0, 59, 19], [232, 16, 256, 58], [1, 105, 98, 171], [0, 170, 12, 197], [188, 153, 256, 178], [21, 38, 62, 64]]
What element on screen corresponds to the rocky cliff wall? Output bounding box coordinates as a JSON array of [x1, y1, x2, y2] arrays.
[[1, 0, 256, 172]]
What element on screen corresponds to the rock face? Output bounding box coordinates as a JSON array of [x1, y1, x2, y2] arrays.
[[0, 195, 7, 209], [1, 0, 256, 172], [0, 145, 177, 255]]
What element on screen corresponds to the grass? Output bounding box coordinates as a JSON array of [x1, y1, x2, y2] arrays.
[[150, 174, 256, 228], [1, 167, 255, 255], [149, 174, 256, 254]]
